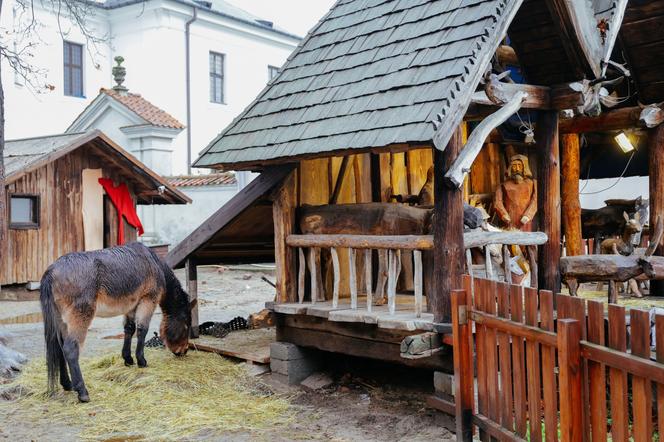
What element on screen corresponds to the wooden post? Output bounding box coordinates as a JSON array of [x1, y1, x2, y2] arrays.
[[451, 288, 474, 441], [273, 171, 297, 303], [537, 111, 562, 293], [650, 125, 664, 295], [557, 319, 583, 442], [561, 133, 583, 256], [432, 126, 465, 323], [185, 257, 199, 338]]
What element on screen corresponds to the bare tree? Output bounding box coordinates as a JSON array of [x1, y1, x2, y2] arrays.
[[0, 0, 106, 260]]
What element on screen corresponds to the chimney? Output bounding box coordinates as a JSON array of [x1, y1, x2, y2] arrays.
[[112, 56, 128, 95]]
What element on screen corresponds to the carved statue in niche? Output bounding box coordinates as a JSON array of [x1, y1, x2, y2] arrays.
[[493, 154, 537, 231]]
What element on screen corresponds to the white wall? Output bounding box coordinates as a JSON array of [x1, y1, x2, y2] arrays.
[[150, 183, 239, 246]]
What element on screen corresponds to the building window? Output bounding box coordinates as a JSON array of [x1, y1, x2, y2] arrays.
[[268, 65, 280, 81], [64, 41, 84, 97], [9, 195, 40, 229], [209, 52, 225, 104]]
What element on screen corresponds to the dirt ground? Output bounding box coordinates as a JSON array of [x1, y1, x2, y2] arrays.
[[0, 265, 455, 441]]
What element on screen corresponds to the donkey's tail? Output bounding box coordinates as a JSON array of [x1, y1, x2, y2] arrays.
[[40, 270, 62, 394]]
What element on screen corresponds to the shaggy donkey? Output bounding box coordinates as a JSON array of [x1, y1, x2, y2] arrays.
[[40, 242, 196, 402]]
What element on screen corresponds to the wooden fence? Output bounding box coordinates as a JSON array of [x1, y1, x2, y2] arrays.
[[452, 275, 664, 442]]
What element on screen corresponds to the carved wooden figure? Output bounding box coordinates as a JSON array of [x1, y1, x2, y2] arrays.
[[494, 155, 537, 231], [600, 212, 643, 299]]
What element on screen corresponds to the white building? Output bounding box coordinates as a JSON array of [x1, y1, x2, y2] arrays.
[[2, 0, 300, 175]]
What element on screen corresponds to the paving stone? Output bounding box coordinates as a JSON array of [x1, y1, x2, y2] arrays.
[[300, 372, 334, 390]]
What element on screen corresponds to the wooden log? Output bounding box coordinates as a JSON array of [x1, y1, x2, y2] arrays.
[[560, 254, 664, 281], [185, 257, 199, 338], [561, 133, 583, 256], [432, 127, 465, 323], [297, 248, 305, 304], [650, 124, 664, 295], [559, 106, 642, 133], [446, 91, 528, 188], [349, 248, 357, 309], [273, 171, 297, 303], [331, 247, 340, 308], [307, 248, 320, 304], [537, 111, 561, 293]]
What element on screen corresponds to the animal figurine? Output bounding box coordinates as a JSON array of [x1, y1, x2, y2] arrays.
[[40, 242, 196, 402], [600, 212, 643, 297], [582, 197, 648, 247]]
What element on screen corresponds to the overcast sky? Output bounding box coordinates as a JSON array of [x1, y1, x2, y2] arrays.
[[226, 0, 337, 37]]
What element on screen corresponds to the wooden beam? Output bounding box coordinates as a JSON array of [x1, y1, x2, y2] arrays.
[[273, 170, 297, 303], [561, 133, 583, 256], [559, 106, 643, 133], [471, 84, 545, 109], [537, 111, 562, 293], [650, 125, 664, 295], [185, 257, 199, 338], [432, 126, 465, 323], [447, 91, 528, 188], [329, 155, 350, 204]]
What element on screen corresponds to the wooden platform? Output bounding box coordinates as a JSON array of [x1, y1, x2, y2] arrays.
[[268, 295, 435, 332], [189, 328, 275, 364]]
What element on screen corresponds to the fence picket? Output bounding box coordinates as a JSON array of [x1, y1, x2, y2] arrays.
[[539, 290, 557, 442], [349, 248, 358, 310], [452, 288, 474, 442], [608, 304, 629, 442], [586, 300, 607, 442], [485, 279, 501, 427], [558, 319, 583, 442], [525, 287, 542, 442], [510, 284, 528, 438], [298, 248, 305, 304], [629, 309, 653, 441], [656, 315, 664, 438], [364, 250, 372, 312], [474, 277, 490, 442], [496, 282, 514, 431]]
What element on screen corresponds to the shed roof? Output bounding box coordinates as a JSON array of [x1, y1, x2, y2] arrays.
[[195, 0, 524, 170], [5, 130, 191, 205]]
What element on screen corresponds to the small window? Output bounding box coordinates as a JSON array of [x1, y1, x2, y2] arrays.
[[268, 65, 280, 81], [9, 195, 40, 229], [209, 52, 225, 104], [64, 41, 84, 97]]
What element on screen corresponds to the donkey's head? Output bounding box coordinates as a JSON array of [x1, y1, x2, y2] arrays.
[[160, 281, 196, 357]]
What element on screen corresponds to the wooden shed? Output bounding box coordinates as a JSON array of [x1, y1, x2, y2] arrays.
[[175, 0, 664, 371], [2, 130, 189, 286]]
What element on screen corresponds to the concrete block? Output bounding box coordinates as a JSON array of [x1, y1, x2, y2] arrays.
[[25, 281, 40, 291], [270, 357, 318, 380], [434, 371, 455, 397], [270, 341, 308, 361], [300, 372, 334, 390]]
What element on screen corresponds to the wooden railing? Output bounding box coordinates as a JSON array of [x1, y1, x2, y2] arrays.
[[451, 275, 664, 442], [285, 231, 547, 319]]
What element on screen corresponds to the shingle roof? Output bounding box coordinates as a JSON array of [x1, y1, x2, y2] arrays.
[[167, 173, 237, 187], [195, 0, 524, 169], [101, 89, 185, 129]]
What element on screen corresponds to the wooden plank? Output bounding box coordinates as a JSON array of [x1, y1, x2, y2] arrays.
[[496, 282, 514, 431], [510, 283, 528, 438], [608, 304, 629, 442], [629, 309, 653, 442], [273, 171, 297, 303], [452, 289, 474, 441], [657, 315, 664, 439], [525, 286, 542, 442], [586, 300, 607, 442], [190, 329, 274, 364], [539, 290, 557, 442], [474, 277, 490, 442], [537, 111, 561, 293], [557, 319, 583, 442]]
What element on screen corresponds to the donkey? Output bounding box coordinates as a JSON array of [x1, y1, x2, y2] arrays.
[[40, 242, 196, 403]]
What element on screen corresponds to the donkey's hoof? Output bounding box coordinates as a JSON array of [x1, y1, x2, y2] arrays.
[[137, 358, 148, 368], [78, 393, 90, 403], [124, 356, 134, 366], [61, 381, 73, 391]]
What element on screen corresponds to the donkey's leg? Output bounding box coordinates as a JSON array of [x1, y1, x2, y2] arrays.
[[134, 299, 157, 368], [122, 311, 137, 366], [61, 324, 92, 403], [58, 340, 72, 391]]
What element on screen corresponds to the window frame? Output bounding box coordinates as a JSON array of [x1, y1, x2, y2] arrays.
[[8, 194, 41, 230], [268, 65, 280, 81], [209, 51, 225, 104], [63, 40, 84, 98]]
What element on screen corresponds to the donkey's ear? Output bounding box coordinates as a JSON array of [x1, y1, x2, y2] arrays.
[[189, 298, 198, 311], [623, 211, 630, 221]]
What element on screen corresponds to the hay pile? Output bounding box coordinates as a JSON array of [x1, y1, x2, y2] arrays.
[[0, 348, 291, 440]]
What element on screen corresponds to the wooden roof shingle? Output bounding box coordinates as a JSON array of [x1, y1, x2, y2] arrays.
[[195, 0, 524, 170]]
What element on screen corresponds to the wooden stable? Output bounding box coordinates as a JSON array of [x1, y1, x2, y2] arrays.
[[2, 130, 189, 286]]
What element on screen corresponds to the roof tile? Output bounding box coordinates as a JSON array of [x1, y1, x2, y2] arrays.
[[101, 89, 185, 129]]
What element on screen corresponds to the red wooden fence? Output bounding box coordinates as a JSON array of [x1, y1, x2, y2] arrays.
[[452, 275, 664, 442]]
